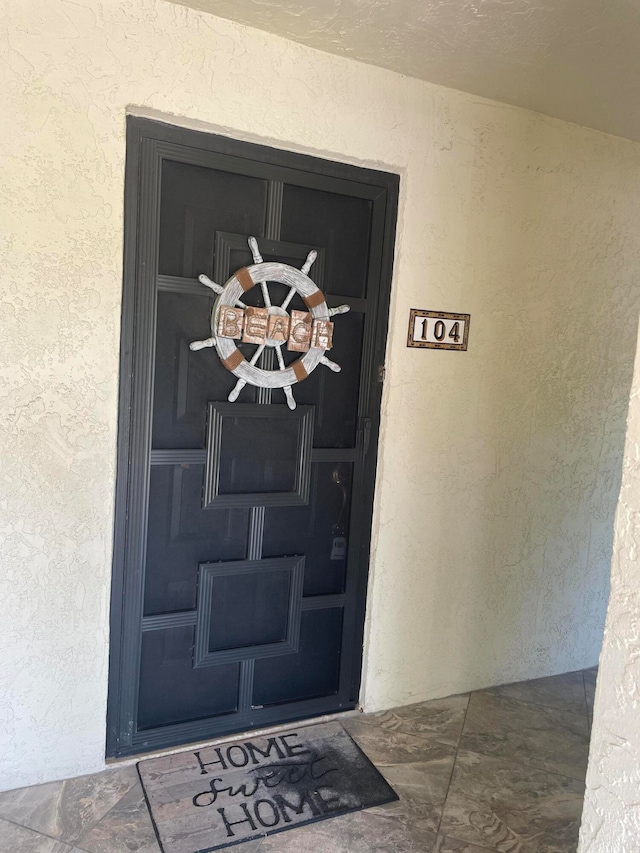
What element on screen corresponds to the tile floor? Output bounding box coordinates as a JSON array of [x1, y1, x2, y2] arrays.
[[0, 668, 597, 853]]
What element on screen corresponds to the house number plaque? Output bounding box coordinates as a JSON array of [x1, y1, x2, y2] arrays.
[[407, 309, 470, 351]]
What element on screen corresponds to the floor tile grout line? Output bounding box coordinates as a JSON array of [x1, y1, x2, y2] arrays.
[[347, 715, 468, 752], [460, 687, 589, 782], [461, 754, 588, 787], [430, 748, 584, 853], [0, 812, 76, 848], [0, 776, 141, 851], [483, 684, 590, 719], [433, 690, 473, 842], [457, 743, 588, 785], [74, 781, 140, 847]]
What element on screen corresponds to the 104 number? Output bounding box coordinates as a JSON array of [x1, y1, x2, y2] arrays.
[[421, 319, 460, 343]]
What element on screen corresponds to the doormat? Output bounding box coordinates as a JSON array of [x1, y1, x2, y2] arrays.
[[138, 720, 398, 853]]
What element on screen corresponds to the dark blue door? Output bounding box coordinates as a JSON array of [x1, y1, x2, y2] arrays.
[[107, 118, 398, 757]]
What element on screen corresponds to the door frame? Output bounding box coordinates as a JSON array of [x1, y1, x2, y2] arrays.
[[107, 116, 399, 758]]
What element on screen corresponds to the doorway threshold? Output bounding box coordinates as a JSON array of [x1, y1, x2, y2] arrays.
[[105, 707, 362, 769]]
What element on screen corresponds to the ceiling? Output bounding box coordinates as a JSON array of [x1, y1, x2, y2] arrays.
[[170, 0, 640, 143]]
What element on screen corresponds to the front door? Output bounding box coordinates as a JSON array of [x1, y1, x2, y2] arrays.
[[107, 118, 398, 757]]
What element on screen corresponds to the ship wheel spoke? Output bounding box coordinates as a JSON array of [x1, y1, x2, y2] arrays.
[[248, 237, 273, 309], [281, 250, 317, 311], [228, 343, 266, 402], [198, 274, 246, 308], [274, 345, 296, 410]]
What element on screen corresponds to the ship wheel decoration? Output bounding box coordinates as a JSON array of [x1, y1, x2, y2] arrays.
[[190, 237, 350, 410]]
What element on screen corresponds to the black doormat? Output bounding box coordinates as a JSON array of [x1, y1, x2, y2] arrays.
[[138, 720, 398, 852]]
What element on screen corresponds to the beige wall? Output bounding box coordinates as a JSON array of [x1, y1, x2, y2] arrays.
[[1, 0, 640, 790], [578, 314, 640, 851]]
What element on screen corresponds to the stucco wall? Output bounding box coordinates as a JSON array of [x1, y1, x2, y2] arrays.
[[2, 0, 640, 790], [578, 316, 640, 851]]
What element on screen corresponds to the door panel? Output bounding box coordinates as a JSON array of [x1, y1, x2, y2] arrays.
[[158, 161, 268, 278], [262, 461, 354, 597], [152, 291, 259, 450], [206, 570, 292, 652], [107, 118, 398, 757], [253, 608, 344, 707], [137, 630, 240, 730], [280, 184, 372, 299], [293, 311, 365, 447], [144, 466, 250, 615]]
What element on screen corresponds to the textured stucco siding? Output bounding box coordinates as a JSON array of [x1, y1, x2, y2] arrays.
[[1, 0, 640, 790], [578, 315, 640, 851]]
